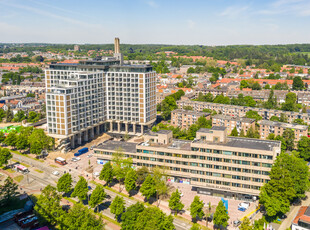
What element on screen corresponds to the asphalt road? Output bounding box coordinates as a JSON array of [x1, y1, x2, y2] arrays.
[[12, 152, 193, 230]]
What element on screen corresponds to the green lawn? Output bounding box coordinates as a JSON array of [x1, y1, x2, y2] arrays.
[[35, 169, 43, 173], [14, 175, 24, 182]]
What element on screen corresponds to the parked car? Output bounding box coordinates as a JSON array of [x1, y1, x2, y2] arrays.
[[52, 171, 60, 176], [238, 202, 250, 212], [93, 172, 100, 177], [87, 154, 93, 158], [233, 220, 242, 227], [71, 157, 81, 162], [292, 199, 302, 206]]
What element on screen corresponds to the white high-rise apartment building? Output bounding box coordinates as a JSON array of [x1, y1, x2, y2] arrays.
[[45, 38, 156, 151]]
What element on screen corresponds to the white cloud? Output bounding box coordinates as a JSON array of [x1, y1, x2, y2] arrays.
[[0, 0, 102, 28], [260, 0, 310, 17], [220, 6, 249, 18], [147, 1, 158, 8]]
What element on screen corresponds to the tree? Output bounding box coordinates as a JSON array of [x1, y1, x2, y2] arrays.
[[110, 195, 125, 221], [246, 127, 260, 139], [230, 127, 238, 136], [13, 110, 26, 122], [281, 92, 297, 111], [121, 202, 145, 230], [264, 89, 277, 109], [136, 166, 149, 185], [16, 133, 29, 150], [183, 106, 193, 110], [239, 217, 253, 230], [124, 168, 137, 194], [270, 116, 280, 122], [140, 174, 156, 201], [274, 152, 310, 198], [135, 206, 175, 230], [63, 202, 104, 230], [213, 200, 229, 229], [240, 80, 249, 89], [112, 148, 133, 191], [4, 131, 17, 148], [28, 129, 54, 154], [27, 111, 41, 123], [168, 189, 184, 215], [153, 167, 168, 206], [34, 185, 64, 225], [99, 161, 114, 185], [0, 109, 5, 122], [71, 176, 88, 202], [292, 76, 304, 90], [239, 129, 246, 137], [89, 185, 106, 212], [298, 136, 310, 161], [0, 177, 18, 203], [279, 113, 288, 123], [282, 128, 295, 151], [0, 132, 5, 143], [57, 173, 72, 193], [245, 111, 262, 121], [190, 223, 202, 230], [260, 167, 296, 217], [0, 148, 12, 167], [6, 106, 13, 122], [190, 196, 204, 222]]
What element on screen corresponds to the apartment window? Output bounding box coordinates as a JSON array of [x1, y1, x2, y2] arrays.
[[223, 151, 232, 155], [262, 163, 272, 168], [213, 150, 221, 154], [190, 162, 198, 166], [199, 156, 205, 160]]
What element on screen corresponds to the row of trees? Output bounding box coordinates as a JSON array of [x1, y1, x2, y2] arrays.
[[12, 110, 43, 123], [3, 126, 54, 154], [55, 170, 175, 228], [197, 92, 257, 108], [197, 90, 303, 113], [157, 90, 185, 120], [152, 116, 212, 140], [35, 185, 104, 229]]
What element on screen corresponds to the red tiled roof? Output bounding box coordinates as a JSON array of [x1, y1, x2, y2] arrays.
[[293, 206, 308, 225]]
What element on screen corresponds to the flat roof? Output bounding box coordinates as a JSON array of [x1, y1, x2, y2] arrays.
[[172, 109, 209, 116], [213, 114, 255, 123], [95, 140, 137, 153], [259, 120, 308, 131]]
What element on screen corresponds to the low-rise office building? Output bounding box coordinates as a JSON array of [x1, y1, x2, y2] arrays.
[[94, 127, 281, 199], [212, 115, 255, 135], [259, 120, 308, 143], [171, 109, 211, 129]]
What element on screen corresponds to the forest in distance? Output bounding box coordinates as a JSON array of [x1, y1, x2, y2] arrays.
[[1, 43, 310, 66]]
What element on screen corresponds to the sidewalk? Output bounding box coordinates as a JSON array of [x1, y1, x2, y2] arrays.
[[278, 192, 310, 230]]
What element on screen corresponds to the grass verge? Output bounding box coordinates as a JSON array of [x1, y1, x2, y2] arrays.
[[49, 164, 59, 168], [35, 169, 44, 173], [14, 175, 24, 182]]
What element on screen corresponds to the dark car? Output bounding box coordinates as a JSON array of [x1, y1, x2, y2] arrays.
[[292, 199, 302, 206]]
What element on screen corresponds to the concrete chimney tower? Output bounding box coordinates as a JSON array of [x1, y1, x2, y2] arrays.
[[114, 37, 123, 65], [114, 38, 120, 54]]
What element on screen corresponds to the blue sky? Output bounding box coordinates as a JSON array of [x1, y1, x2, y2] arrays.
[[0, 0, 309, 45]]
